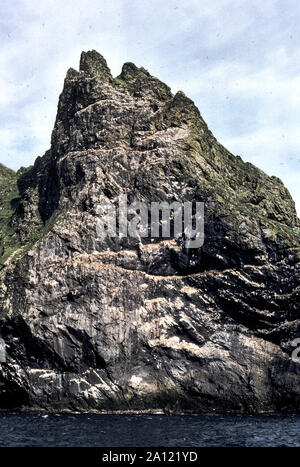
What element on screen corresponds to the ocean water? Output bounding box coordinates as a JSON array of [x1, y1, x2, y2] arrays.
[[0, 413, 299, 447]]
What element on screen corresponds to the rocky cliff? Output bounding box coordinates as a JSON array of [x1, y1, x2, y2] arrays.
[[0, 50, 299, 413]]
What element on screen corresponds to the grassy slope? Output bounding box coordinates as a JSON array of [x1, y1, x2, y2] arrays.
[[0, 164, 21, 265]]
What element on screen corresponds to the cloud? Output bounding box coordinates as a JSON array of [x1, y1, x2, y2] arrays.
[[0, 0, 299, 215]]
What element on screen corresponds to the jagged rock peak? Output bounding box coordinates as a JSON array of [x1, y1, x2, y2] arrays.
[[112, 58, 171, 101], [79, 49, 112, 80], [119, 62, 149, 80], [0, 48, 299, 415]]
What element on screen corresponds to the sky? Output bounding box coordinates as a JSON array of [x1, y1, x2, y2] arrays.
[[0, 0, 299, 214]]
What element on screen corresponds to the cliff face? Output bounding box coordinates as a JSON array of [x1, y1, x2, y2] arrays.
[[0, 50, 299, 412]]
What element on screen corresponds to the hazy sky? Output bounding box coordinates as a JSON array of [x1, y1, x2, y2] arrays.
[[0, 0, 299, 214]]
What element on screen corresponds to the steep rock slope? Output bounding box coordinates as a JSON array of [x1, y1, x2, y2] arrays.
[[0, 50, 299, 412]]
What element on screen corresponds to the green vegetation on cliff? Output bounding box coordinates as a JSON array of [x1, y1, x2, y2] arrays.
[[0, 164, 20, 265]]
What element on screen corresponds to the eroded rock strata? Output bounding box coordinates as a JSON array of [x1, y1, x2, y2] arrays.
[[0, 50, 299, 412]]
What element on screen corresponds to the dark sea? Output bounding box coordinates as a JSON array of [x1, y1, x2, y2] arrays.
[[0, 413, 299, 446]]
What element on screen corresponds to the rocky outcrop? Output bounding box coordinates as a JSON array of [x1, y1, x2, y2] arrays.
[[0, 50, 299, 412]]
